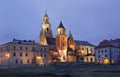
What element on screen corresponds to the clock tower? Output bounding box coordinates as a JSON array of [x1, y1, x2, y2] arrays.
[[40, 13, 53, 45]]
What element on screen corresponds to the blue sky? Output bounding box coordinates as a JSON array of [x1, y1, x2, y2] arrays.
[[0, 0, 120, 45]]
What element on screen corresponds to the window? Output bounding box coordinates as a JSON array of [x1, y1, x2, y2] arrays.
[[41, 54, 43, 57], [13, 52, 16, 56], [20, 53, 22, 56], [105, 54, 107, 57], [14, 46, 16, 49], [98, 50, 100, 53], [26, 53, 28, 57], [27, 59, 29, 63], [41, 48, 42, 51], [16, 60, 18, 64], [26, 47, 28, 50], [82, 48, 84, 50], [20, 47, 22, 50], [98, 55, 100, 58], [44, 48, 46, 52], [21, 60, 23, 64], [90, 58, 93, 62], [101, 50, 103, 53], [86, 57, 88, 62], [47, 28, 49, 31], [44, 54, 46, 57], [105, 50, 107, 53], [91, 48, 92, 53], [87, 48, 89, 54]]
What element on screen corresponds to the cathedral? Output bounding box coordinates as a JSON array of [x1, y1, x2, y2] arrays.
[[40, 13, 95, 63], [0, 12, 95, 67], [1, 12, 120, 67]]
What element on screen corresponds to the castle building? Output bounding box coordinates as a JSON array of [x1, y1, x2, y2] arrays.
[[0, 12, 97, 67], [40, 13, 75, 62], [40, 13, 53, 45], [56, 22, 68, 62], [95, 39, 120, 64], [75, 40, 95, 63], [0, 39, 49, 67], [68, 31, 76, 51], [39, 13, 95, 63], [67, 31, 77, 62]]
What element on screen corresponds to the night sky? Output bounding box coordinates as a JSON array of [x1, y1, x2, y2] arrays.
[[0, 0, 120, 45]]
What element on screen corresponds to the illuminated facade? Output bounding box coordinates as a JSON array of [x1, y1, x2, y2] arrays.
[[95, 39, 120, 64], [39, 13, 95, 63], [40, 13, 53, 45], [75, 40, 95, 63], [68, 31, 76, 51], [56, 22, 68, 62], [67, 31, 76, 62], [0, 39, 49, 67]]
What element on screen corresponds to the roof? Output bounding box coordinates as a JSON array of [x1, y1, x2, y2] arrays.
[[75, 40, 95, 46], [2, 39, 39, 45], [46, 37, 56, 45], [96, 39, 120, 49], [44, 12, 48, 17], [57, 22, 66, 29]]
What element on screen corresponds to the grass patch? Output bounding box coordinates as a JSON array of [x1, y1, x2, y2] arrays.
[[0, 64, 120, 77]]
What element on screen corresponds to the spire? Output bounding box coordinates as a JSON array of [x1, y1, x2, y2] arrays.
[[69, 30, 72, 37], [68, 30, 73, 40], [43, 11, 49, 22], [57, 21, 66, 29], [44, 10, 48, 17]]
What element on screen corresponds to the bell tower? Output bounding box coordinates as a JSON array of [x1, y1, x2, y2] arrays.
[[56, 21, 67, 62], [40, 12, 53, 45]]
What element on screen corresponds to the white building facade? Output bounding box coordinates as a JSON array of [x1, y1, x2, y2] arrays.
[[75, 40, 95, 63], [0, 39, 49, 67], [95, 39, 120, 64]]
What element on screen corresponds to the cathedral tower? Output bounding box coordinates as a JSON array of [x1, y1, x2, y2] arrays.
[[40, 12, 53, 45], [68, 30, 76, 51], [56, 21, 68, 62]]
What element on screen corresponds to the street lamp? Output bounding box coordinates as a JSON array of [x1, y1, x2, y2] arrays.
[[6, 53, 10, 59]]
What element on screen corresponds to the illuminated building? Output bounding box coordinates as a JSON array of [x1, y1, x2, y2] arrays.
[[95, 39, 120, 64], [0, 39, 49, 67], [68, 30, 76, 51], [56, 22, 68, 62], [75, 40, 95, 63], [67, 31, 76, 62], [39, 12, 95, 63], [0, 12, 97, 67], [40, 13, 53, 45]]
